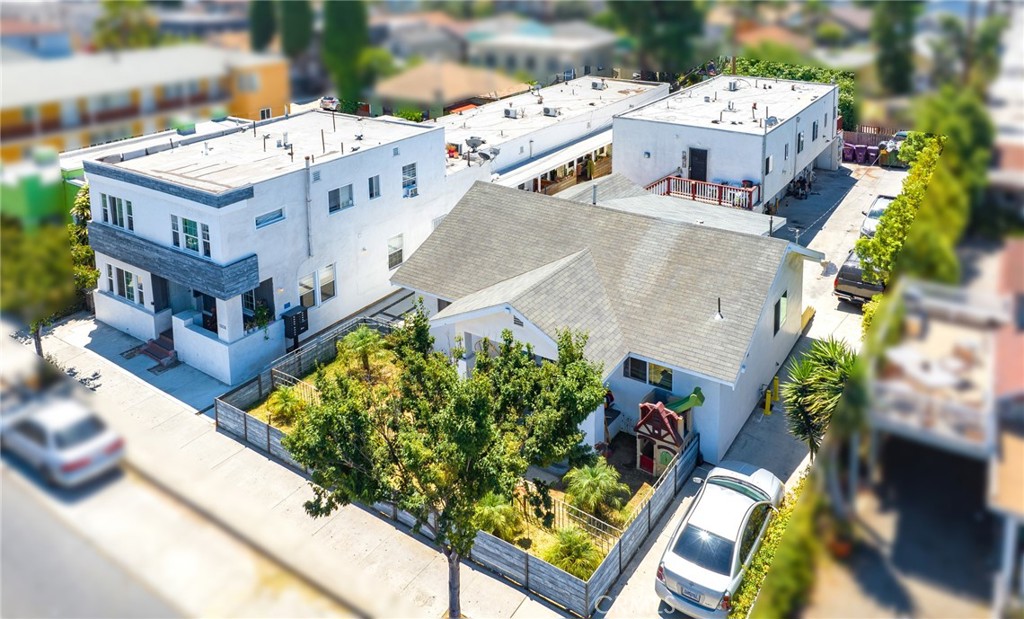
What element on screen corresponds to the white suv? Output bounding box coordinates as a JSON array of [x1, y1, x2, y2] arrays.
[[655, 461, 784, 618]]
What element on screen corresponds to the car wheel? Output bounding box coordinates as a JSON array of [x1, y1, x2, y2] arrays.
[[41, 465, 59, 487]]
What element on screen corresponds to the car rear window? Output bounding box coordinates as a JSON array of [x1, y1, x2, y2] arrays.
[[672, 525, 734, 576], [55, 416, 106, 449]]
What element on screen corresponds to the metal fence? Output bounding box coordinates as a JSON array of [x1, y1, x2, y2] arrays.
[[270, 316, 394, 381], [516, 483, 624, 553]]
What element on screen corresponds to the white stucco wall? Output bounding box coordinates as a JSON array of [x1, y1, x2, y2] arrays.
[[93, 289, 161, 341]]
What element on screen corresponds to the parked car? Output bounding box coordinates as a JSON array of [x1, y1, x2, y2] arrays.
[[833, 250, 885, 306], [860, 194, 895, 238], [0, 400, 124, 488], [320, 96, 340, 111], [655, 461, 784, 618]]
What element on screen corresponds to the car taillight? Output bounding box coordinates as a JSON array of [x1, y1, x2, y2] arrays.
[[833, 276, 838, 289], [656, 563, 665, 582], [61, 457, 91, 473], [104, 438, 124, 455], [719, 592, 731, 611]]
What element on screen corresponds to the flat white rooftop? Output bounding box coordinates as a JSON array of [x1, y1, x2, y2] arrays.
[[110, 111, 435, 192], [437, 76, 659, 169], [622, 75, 837, 136]]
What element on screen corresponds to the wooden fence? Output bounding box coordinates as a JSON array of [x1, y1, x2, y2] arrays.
[[213, 397, 308, 472], [468, 435, 702, 617]]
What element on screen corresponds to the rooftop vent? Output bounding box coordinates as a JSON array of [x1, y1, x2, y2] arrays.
[[542, 106, 561, 117], [355, 133, 364, 141], [727, 100, 735, 111], [703, 95, 711, 103], [766, 116, 779, 127], [728, 80, 738, 92]]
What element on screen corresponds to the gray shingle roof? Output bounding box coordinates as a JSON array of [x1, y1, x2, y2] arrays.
[[558, 173, 650, 203], [393, 182, 795, 384]]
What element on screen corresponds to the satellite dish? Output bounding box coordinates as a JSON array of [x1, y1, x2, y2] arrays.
[[488, 147, 501, 157], [477, 151, 491, 161], [465, 136, 486, 151]]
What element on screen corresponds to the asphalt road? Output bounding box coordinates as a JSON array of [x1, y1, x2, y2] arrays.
[[1, 466, 181, 619]]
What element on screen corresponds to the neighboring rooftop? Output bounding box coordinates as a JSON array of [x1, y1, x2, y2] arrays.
[[437, 76, 659, 169], [373, 61, 530, 106], [560, 174, 785, 236], [393, 182, 818, 384], [105, 111, 433, 192], [466, 16, 617, 50], [622, 74, 836, 135], [0, 18, 64, 36], [2, 44, 283, 109]]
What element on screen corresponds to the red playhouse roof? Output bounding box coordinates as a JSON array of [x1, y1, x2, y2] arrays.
[[634, 402, 683, 447]]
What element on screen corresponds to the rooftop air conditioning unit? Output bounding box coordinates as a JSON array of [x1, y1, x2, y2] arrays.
[[591, 80, 606, 90], [728, 80, 738, 91], [542, 106, 560, 117], [503, 107, 522, 119], [703, 96, 711, 103], [766, 116, 779, 127]]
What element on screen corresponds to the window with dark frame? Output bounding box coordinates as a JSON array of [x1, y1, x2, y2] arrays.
[[388, 235, 403, 269], [798, 132, 805, 153], [773, 291, 788, 335], [623, 357, 647, 382], [368, 175, 381, 199]]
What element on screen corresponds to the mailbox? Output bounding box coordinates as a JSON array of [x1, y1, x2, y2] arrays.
[[281, 306, 309, 339]]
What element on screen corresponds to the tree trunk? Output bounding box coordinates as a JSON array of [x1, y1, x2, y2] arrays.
[[848, 432, 860, 512], [444, 547, 461, 618], [31, 324, 43, 357]]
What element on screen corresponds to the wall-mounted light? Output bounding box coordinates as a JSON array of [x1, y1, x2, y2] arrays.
[[643, 151, 651, 159]]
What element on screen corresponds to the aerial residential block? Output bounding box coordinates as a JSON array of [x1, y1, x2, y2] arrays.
[[613, 75, 842, 212]]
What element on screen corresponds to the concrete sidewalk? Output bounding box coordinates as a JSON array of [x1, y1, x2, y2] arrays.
[[37, 317, 565, 619]]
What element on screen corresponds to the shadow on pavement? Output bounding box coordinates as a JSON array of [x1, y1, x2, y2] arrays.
[[773, 167, 858, 247], [1, 450, 124, 505]]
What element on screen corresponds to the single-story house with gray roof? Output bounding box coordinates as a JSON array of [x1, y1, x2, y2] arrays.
[[392, 182, 823, 463]]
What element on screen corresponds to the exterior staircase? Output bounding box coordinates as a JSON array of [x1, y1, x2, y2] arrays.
[[141, 331, 177, 366]]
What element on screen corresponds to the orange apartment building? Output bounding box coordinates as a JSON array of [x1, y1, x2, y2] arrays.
[[1, 44, 290, 163]]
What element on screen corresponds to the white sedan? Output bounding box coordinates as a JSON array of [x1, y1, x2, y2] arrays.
[[1, 400, 124, 488], [655, 461, 784, 618], [860, 194, 895, 238]]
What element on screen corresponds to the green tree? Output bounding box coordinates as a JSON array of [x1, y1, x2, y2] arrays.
[[543, 527, 603, 579], [322, 0, 369, 112], [280, 0, 312, 60], [249, 0, 276, 52], [781, 338, 857, 462], [733, 57, 859, 130], [284, 306, 606, 618], [781, 358, 824, 461], [869, 0, 921, 95], [563, 459, 629, 517], [394, 107, 424, 122], [266, 385, 306, 426], [473, 492, 522, 542], [341, 325, 384, 379], [815, 21, 845, 49], [0, 219, 76, 356], [357, 47, 398, 90], [93, 0, 161, 51], [609, 1, 707, 74], [68, 185, 99, 302]]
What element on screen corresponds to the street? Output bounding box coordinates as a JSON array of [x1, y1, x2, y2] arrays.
[[2, 464, 181, 619]]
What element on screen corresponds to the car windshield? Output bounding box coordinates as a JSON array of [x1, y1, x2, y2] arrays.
[[867, 206, 887, 219], [54, 416, 106, 449], [672, 525, 735, 576], [707, 476, 770, 502]]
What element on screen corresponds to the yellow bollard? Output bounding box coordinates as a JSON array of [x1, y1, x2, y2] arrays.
[[772, 376, 780, 401], [764, 389, 772, 416]]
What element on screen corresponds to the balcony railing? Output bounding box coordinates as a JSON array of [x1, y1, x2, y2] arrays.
[[645, 175, 761, 210], [94, 105, 140, 123]]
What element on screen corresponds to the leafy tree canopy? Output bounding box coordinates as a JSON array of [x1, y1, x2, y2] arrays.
[[280, 0, 313, 60], [93, 0, 161, 51], [609, 1, 707, 74], [249, 0, 276, 52], [732, 56, 859, 130], [322, 0, 369, 112]]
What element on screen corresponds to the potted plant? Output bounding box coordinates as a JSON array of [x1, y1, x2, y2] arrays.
[[253, 301, 272, 340]]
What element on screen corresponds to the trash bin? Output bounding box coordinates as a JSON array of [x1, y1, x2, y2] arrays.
[[866, 146, 880, 165], [843, 143, 856, 162], [879, 150, 891, 167], [855, 144, 867, 164]]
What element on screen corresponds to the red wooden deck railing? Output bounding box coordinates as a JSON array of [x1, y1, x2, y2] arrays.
[[644, 175, 761, 210]]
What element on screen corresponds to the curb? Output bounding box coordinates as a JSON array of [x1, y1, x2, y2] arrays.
[[121, 457, 371, 619]]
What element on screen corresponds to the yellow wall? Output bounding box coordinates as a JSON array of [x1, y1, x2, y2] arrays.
[[1, 108, 25, 127], [227, 59, 291, 121]]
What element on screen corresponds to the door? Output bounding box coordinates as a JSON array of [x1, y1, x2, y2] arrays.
[[151, 276, 170, 312], [688, 148, 708, 182]]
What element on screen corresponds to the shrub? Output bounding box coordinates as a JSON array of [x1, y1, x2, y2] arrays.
[[474, 492, 522, 542], [564, 459, 629, 518], [543, 527, 603, 579], [729, 475, 821, 619], [266, 385, 306, 426]]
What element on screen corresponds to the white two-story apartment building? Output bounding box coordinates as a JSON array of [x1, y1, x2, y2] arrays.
[[613, 75, 841, 212]]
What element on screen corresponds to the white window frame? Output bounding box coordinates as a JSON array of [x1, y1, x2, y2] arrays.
[[388, 235, 404, 270], [328, 185, 354, 213], [402, 163, 417, 198], [797, 132, 805, 154], [102, 194, 133, 231], [259, 107, 272, 120], [255, 209, 285, 228], [298, 264, 337, 308], [368, 175, 381, 199]]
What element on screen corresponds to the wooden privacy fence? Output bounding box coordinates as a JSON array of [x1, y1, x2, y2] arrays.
[[270, 316, 394, 382], [213, 397, 308, 472], [470, 435, 702, 617]]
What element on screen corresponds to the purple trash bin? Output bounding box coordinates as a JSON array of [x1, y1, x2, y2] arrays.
[[855, 144, 867, 164], [866, 146, 880, 164], [843, 143, 855, 162]]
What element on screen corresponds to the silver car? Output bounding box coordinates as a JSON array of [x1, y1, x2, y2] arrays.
[[860, 194, 895, 238], [655, 461, 784, 618], [1, 400, 124, 488]]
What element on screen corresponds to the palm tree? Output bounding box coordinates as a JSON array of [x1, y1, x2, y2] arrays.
[[543, 527, 603, 579], [564, 459, 629, 517], [474, 492, 522, 542], [343, 325, 384, 379], [266, 385, 306, 426], [781, 357, 824, 462]]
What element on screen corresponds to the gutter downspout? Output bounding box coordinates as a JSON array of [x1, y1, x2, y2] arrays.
[[304, 156, 313, 257]]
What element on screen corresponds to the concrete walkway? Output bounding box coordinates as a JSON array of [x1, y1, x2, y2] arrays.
[[37, 318, 566, 619]]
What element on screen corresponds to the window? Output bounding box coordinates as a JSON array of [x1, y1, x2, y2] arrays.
[[106, 264, 114, 292], [182, 218, 199, 252], [784, 143, 789, 160], [438, 299, 451, 312], [112, 267, 143, 305], [368, 175, 381, 199], [259, 107, 272, 120], [485, 53, 497, 68], [201, 224, 211, 258], [797, 132, 805, 154], [318, 264, 335, 303], [299, 273, 316, 308], [506, 55, 517, 71], [392, 147, 400, 157], [402, 163, 417, 197], [14, 420, 46, 447], [298, 265, 336, 307], [242, 289, 256, 313], [623, 357, 647, 382], [673, 526, 734, 576], [649, 363, 673, 391], [764, 155, 773, 175], [773, 291, 788, 335], [739, 505, 770, 565], [237, 72, 260, 92], [102, 194, 133, 230], [388, 234, 403, 269], [171, 215, 180, 247], [329, 185, 353, 213], [547, 57, 559, 73], [526, 56, 536, 71], [255, 209, 284, 228], [812, 121, 819, 141]]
